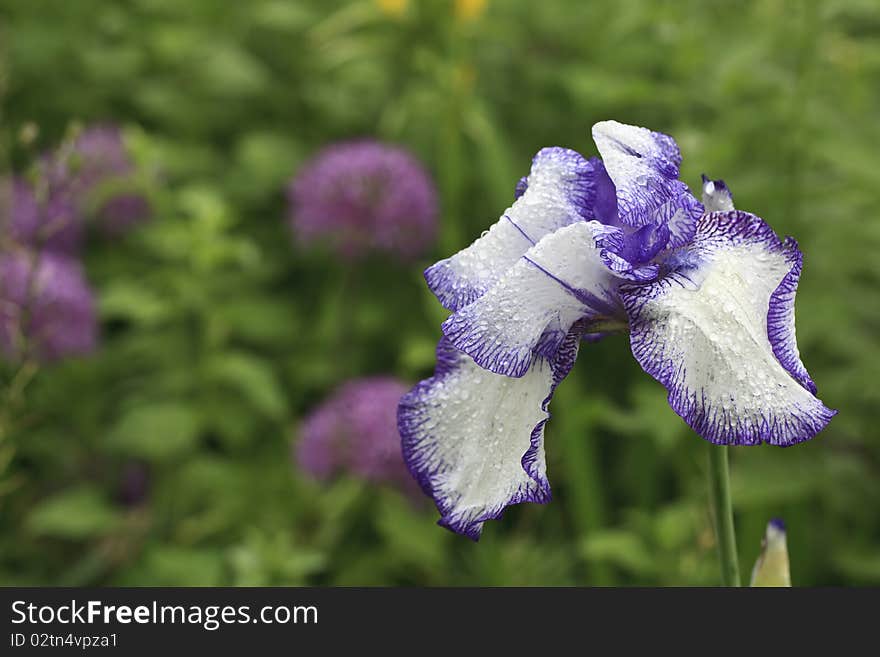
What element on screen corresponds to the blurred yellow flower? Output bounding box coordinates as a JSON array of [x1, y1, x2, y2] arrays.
[[377, 0, 409, 19], [454, 0, 488, 23]]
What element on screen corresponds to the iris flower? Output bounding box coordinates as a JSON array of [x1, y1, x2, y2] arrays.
[[398, 120, 836, 539]]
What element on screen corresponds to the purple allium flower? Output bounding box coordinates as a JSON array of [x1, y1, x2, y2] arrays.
[[3, 126, 150, 252], [287, 141, 438, 260], [45, 125, 151, 236], [0, 249, 97, 363], [295, 376, 420, 497], [3, 176, 83, 254], [399, 120, 836, 539]]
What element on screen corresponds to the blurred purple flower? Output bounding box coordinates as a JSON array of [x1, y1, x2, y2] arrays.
[[4, 176, 83, 254], [287, 141, 438, 260], [60, 125, 152, 235], [295, 376, 420, 497], [3, 126, 151, 253], [0, 249, 97, 363]]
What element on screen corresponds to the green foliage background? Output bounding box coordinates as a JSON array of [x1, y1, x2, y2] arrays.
[[0, 0, 878, 586]]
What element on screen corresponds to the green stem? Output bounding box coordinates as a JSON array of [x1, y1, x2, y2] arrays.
[[707, 445, 741, 586]]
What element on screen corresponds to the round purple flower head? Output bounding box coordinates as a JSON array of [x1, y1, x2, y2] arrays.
[[295, 376, 419, 497], [4, 176, 82, 254], [46, 125, 151, 236], [0, 249, 97, 363], [287, 141, 438, 260]]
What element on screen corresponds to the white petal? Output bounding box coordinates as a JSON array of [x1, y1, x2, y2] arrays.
[[425, 148, 597, 311], [442, 221, 623, 377], [399, 335, 579, 539], [622, 211, 835, 445]]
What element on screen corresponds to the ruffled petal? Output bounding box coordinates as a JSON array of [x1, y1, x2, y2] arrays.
[[425, 147, 598, 311], [441, 221, 623, 377], [398, 332, 580, 539], [622, 211, 835, 446], [767, 237, 817, 394], [591, 120, 702, 246]]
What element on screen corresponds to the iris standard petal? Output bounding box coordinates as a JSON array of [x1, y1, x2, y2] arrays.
[[398, 332, 580, 539], [621, 211, 835, 446], [591, 120, 702, 246], [424, 147, 598, 311], [441, 221, 623, 377]]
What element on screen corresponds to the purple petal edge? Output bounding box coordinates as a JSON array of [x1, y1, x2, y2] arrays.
[[767, 237, 817, 394], [622, 211, 836, 447], [398, 331, 580, 540]]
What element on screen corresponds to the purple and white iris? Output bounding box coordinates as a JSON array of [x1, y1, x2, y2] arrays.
[[398, 120, 836, 540]]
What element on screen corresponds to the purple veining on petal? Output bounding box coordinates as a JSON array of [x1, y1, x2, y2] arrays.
[[767, 237, 817, 394], [600, 251, 660, 282], [398, 338, 542, 540], [654, 183, 703, 248], [287, 140, 438, 261], [618, 220, 670, 264], [0, 250, 97, 363], [591, 121, 703, 250], [295, 376, 421, 498], [440, 222, 623, 378], [621, 211, 835, 446], [521, 328, 580, 490], [651, 130, 683, 169], [520, 257, 618, 316], [535, 148, 602, 221], [503, 214, 537, 246], [398, 333, 581, 540], [424, 147, 600, 312], [514, 176, 528, 199]]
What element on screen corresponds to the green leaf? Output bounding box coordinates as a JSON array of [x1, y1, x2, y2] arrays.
[[581, 530, 656, 575], [832, 546, 880, 584], [137, 546, 225, 586], [27, 487, 122, 539], [215, 297, 299, 345], [99, 281, 170, 326], [107, 402, 202, 461], [204, 352, 287, 420]]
